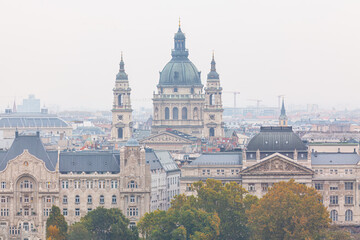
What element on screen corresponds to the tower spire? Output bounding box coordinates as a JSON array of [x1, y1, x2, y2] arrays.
[[116, 52, 128, 80], [207, 51, 219, 79], [279, 97, 288, 126]]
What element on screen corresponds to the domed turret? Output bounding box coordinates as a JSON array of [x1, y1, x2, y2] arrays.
[[116, 53, 128, 80], [207, 52, 219, 79], [158, 24, 202, 86]]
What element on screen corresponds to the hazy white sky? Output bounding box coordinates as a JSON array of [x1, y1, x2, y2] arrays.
[[0, 0, 359, 112]]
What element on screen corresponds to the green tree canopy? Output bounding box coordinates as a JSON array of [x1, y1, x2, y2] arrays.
[[138, 179, 256, 240], [68, 222, 91, 240], [81, 207, 138, 240], [46, 205, 68, 240], [247, 179, 330, 240]]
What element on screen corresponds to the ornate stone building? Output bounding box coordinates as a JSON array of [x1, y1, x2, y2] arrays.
[[111, 54, 133, 142], [0, 133, 150, 239], [181, 125, 360, 226], [151, 25, 224, 138]]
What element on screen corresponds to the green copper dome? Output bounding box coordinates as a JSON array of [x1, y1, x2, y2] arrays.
[[158, 26, 202, 86]]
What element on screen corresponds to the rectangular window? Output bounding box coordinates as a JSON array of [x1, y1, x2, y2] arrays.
[[330, 195, 338, 205], [63, 208, 68, 216], [248, 183, 255, 191], [61, 181, 68, 189], [99, 180, 105, 189], [111, 180, 118, 189], [330, 185, 338, 191], [202, 170, 206, 175], [345, 195, 354, 205], [74, 180, 80, 189], [261, 183, 268, 191], [345, 182, 354, 190], [88, 208, 92, 213], [186, 183, 192, 191], [207, 170, 210, 175], [345, 169, 348, 174], [75, 208, 80, 216], [216, 170, 220, 175], [1, 182, 6, 189], [87, 181, 93, 189], [221, 169, 225, 175], [315, 183, 323, 190], [46, 182, 51, 189]]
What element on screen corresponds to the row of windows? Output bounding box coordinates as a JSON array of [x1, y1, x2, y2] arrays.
[[314, 182, 354, 191], [329, 195, 354, 205], [63, 208, 90, 217], [201, 169, 240, 176], [330, 209, 353, 222], [315, 169, 354, 175], [65, 180, 136, 189], [164, 107, 199, 120], [0, 209, 9, 216], [63, 195, 117, 205], [62, 180, 119, 189]]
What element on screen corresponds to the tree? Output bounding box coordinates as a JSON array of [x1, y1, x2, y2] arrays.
[[191, 179, 258, 240], [138, 204, 220, 240], [46, 205, 68, 240], [247, 179, 330, 240], [318, 226, 352, 240], [68, 222, 91, 240], [47, 225, 59, 240], [81, 207, 138, 240]]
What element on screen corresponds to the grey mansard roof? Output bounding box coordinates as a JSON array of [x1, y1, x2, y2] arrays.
[[0, 114, 69, 128], [0, 134, 57, 171], [246, 126, 307, 152], [311, 152, 360, 165], [146, 149, 179, 172], [59, 151, 120, 174], [190, 153, 243, 166]]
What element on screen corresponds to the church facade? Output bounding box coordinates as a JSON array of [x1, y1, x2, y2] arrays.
[[151, 25, 224, 138]]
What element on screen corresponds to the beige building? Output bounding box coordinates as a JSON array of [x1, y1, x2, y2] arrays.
[[0, 133, 150, 239], [111, 54, 133, 142], [151, 25, 224, 139], [181, 126, 360, 226]]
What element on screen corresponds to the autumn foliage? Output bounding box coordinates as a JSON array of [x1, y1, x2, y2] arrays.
[[247, 179, 330, 240]]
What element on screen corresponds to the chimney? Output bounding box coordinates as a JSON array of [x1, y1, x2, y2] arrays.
[[36, 131, 40, 137], [315, 151, 318, 157], [15, 130, 18, 138]]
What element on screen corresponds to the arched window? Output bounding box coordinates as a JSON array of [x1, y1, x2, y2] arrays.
[[154, 107, 159, 119], [173, 107, 178, 120], [87, 195, 92, 204], [165, 107, 170, 120], [99, 195, 105, 204], [345, 210, 353, 221], [210, 94, 214, 105], [112, 195, 117, 204], [118, 128, 123, 139], [209, 128, 215, 137], [128, 181, 138, 189], [75, 195, 80, 204], [330, 210, 338, 222], [193, 107, 199, 120], [182, 107, 187, 120], [118, 94, 122, 106]]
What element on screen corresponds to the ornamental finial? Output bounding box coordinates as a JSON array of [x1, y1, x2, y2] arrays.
[[179, 17, 181, 28]]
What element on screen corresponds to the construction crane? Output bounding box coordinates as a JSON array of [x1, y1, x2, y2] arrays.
[[223, 91, 240, 108]]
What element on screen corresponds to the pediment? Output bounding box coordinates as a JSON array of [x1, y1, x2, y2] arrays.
[[241, 153, 313, 176], [139, 132, 193, 144]]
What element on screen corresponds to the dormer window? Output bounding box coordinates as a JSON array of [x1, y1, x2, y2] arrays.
[[174, 88, 178, 92]]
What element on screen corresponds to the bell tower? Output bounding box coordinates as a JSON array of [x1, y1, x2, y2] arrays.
[[111, 53, 133, 142], [204, 53, 224, 138]]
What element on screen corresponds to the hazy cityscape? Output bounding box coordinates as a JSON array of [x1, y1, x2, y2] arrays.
[[1, 1, 360, 240]]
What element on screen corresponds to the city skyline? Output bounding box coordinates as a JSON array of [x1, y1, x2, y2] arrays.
[[0, 0, 359, 111]]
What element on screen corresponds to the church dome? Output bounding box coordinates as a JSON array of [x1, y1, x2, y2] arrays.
[[158, 26, 202, 87], [159, 58, 201, 86]]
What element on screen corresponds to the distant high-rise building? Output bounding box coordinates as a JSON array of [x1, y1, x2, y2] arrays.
[[17, 94, 41, 113], [111, 54, 133, 142]]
